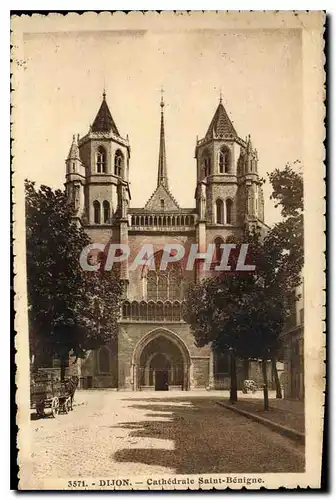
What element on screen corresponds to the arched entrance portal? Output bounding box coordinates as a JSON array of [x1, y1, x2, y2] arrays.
[[132, 329, 191, 391]]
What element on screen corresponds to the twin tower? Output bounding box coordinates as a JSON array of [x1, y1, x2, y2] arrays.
[[64, 91, 265, 253]]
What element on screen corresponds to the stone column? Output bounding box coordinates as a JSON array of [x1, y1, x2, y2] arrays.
[[188, 362, 194, 390], [132, 363, 137, 391], [145, 366, 150, 386]]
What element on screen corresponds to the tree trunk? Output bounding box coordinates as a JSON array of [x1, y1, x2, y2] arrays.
[[230, 351, 238, 403], [261, 359, 269, 410], [272, 357, 282, 399]]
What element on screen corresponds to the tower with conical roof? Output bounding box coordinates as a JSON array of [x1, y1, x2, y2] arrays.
[[66, 91, 131, 228], [195, 96, 264, 231], [65, 133, 86, 222], [194, 96, 265, 282], [195, 96, 244, 228]]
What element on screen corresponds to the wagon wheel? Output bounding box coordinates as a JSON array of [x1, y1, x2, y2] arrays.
[[51, 397, 60, 418]]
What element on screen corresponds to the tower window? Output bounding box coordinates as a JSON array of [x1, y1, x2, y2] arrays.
[[216, 199, 224, 225], [204, 158, 211, 177], [201, 150, 211, 178], [93, 200, 101, 224], [226, 199, 233, 224], [161, 199, 165, 209], [96, 146, 107, 174], [114, 150, 124, 177], [103, 200, 111, 224], [219, 147, 231, 173]]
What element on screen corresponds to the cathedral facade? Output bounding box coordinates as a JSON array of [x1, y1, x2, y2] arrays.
[[65, 91, 267, 391]]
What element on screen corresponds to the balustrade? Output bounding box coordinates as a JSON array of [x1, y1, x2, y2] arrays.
[[130, 213, 195, 229], [121, 300, 186, 322]]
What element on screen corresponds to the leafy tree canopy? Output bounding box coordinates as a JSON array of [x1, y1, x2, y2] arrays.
[[184, 164, 304, 362], [25, 180, 121, 369]]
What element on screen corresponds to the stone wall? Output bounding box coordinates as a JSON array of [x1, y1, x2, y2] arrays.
[[190, 357, 210, 389]]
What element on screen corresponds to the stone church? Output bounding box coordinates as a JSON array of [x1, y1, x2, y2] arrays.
[[65, 91, 268, 390]]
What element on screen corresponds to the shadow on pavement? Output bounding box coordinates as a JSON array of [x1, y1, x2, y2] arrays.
[[113, 397, 305, 474]]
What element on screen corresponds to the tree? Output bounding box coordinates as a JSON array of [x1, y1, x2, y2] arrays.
[[184, 161, 304, 407], [267, 162, 304, 397], [184, 244, 256, 402], [26, 180, 122, 380]]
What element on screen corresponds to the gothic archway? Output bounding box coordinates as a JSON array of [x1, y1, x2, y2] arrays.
[[131, 328, 191, 391]]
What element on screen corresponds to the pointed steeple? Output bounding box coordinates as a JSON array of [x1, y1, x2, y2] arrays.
[[91, 91, 120, 135], [157, 88, 168, 188], [246, 134, 253, 153], [67, 134, 80, 160], [205, 98, 237, 139]]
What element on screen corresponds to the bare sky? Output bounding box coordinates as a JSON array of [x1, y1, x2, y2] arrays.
[[22, 28, 302, 225]]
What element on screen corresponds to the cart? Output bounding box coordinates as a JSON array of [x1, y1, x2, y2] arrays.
[[30, 373, 72, 418]]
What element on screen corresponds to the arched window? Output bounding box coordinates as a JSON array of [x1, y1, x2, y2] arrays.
[[131, 301, 139, 321], [226, 199, 233, 224], [216, 199, 224, 225], [156, 301, 164, 321], [96, 146, 106, 173], [103, 200, 110, 224], [214, 237, 224, 263], [140, 301, 147, 321], [164, 301, 172, 321], [173, 301, 181, 321], [98, 347, 110, 373], [158, 275, 168, 300], [114, 150, 124, 177], [145, 251, 183, 301], [93, 200, 101, 224], [219, 147, 231, 173], [201, 150, 211, 178], [148, 301, 155, 321], [122, 301, 131, 319], [147, 271, 157, 301]]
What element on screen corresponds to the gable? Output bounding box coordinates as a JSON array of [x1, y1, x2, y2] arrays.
[[144, 184, 180, 211]]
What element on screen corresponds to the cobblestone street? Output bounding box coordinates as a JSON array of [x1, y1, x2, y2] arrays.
[[29, 390, 304, 485]]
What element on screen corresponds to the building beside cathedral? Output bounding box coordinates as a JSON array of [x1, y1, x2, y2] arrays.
[[65, 91, 269, 391]]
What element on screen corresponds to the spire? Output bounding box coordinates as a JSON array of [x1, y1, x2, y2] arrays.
[[157, 88, 168, 188], [205, 99, 237, 139], [67, 134, 80, 160], [91, 92, 120, 135], [246, 134, 253, 153]]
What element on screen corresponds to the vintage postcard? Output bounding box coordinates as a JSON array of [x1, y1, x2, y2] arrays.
[[12, 11, 325, 490]]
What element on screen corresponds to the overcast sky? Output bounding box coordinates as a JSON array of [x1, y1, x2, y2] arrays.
[[21, 28, 302, 226]]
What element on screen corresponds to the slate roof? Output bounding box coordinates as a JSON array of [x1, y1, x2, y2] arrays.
[[91, 94, 120, 135], [205, 102, 237, 139]]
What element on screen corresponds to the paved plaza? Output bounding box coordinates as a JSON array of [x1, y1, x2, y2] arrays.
[[29, 390, 305, 485]]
